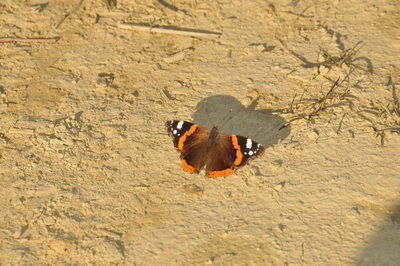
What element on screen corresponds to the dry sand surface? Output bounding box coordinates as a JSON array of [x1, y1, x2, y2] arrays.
[[1, 0, 400, 265]]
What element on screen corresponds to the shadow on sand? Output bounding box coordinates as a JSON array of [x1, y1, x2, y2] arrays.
[[190, 95, 290, 148], [357, 203, 400, 265]]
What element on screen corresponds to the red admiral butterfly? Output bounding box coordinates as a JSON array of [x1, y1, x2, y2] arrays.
[[166, 120, 265, 178]]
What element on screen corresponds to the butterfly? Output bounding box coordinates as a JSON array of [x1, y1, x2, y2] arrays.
[[166, 120, 265, 177]]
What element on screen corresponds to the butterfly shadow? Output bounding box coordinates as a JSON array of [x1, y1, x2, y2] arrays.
[[191, 95, 290, 148]]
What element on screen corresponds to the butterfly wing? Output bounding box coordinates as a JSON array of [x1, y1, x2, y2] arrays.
[[205, 134, 238, 177], [233, 135, 265, 167], [205, 134, 265, 178], [166, 120, 209, 174]]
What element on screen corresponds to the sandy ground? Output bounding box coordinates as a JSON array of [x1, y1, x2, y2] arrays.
[[1, 0, 400, 265]]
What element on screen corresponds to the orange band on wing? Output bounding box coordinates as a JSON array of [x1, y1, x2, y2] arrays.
[[181, 159, 196, 173], [177, 125, 198, 151], [207, 168, 234, 178], [231, 135, 243, 166]]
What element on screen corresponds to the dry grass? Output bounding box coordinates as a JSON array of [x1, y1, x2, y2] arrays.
[[356, 77, 400, 145], [280, 75, 355, 128], [279, 41, 399, 145]]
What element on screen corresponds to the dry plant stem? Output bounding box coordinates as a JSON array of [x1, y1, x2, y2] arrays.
[[55, 0, 85, 29], [0, 37, 60, 43], [281, 78, 342, 129], [314, 78, 340, 113], [119, 23, 222, 38], [163, 47, 194, 63], [8, 128, 35, 135], [336, 113, 346, 134], [389, 79, 400, 116], [289, 93, 297, 113]]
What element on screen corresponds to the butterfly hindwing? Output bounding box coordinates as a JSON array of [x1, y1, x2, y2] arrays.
[[166, 120, 209, 173], [205, 134, 238, 178]]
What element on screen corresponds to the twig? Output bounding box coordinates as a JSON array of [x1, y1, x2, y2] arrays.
[[118, 23, 222, 38], [336, 113, 346, 134], [380, 127, 400, 133], [314, 78, 340, 113], [157, 0, 187, 15], [8, 128, 35, 135], [55, 0, 85, 29], [0, 37, 60, 43], [163, 47, 194, 63], [373, 126, 386, 146]]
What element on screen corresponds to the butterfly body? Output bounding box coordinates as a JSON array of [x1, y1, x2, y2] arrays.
[[166, 120, 265, 178]]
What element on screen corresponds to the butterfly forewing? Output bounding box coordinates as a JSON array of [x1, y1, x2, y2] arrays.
[[166, 120, 209, 173], [166, 120, 195, 149], [234, 135, 265, 166]]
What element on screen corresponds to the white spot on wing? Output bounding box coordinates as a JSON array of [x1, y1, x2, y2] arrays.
[[248, 150, 254, 156], [246, 138, 252, 149], [173, 129, 177, 135], [177, 120, 184, 129]]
